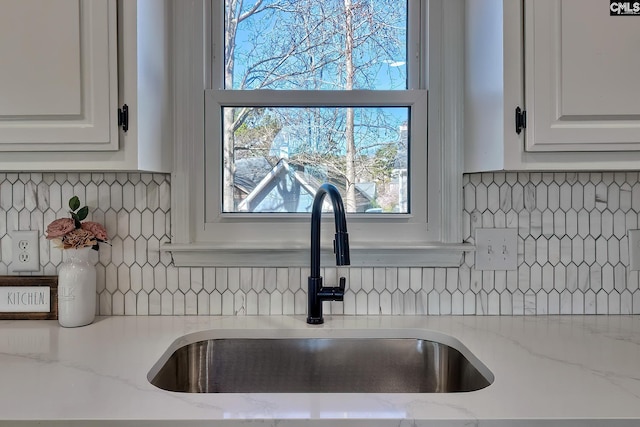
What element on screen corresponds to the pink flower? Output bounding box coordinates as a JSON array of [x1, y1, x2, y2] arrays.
[[81, 221, 109, 241], [46, 218, 76, 239], [60, 228, 97, 249]]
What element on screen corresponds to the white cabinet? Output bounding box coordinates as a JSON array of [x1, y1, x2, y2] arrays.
[[525, 0, 640, 152], [0, 0, 172, 172], [465, 0, 640, 171], [0, 0, 118, 151]]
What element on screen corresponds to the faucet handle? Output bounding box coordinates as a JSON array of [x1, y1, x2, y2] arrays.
[[339, 277, 346, 291]]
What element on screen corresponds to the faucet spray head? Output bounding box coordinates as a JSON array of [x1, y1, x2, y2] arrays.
[[334, 231, 350, 266]]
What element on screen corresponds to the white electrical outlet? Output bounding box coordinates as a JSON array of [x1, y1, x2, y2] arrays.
[[629, 230, 640, 271], [475, 228, 518, 271], [11, 230, 40, 272]]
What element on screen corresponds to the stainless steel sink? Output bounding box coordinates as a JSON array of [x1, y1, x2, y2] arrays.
[[149, 332, 493, 393]]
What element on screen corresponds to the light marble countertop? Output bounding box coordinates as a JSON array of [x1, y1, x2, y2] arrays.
[[1, 315, 640, 427]]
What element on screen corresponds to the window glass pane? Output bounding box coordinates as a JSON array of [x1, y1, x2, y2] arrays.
[[224, 0, 407, 90], [222, 106, 409, 214]]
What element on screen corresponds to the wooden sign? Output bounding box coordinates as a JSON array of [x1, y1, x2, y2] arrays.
[[0, 276, 58, 320]]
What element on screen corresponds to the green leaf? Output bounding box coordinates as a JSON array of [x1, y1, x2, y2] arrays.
[[77, 206, 89, 221], [70, 212, 82, 229], [69, 196, 80, 211]]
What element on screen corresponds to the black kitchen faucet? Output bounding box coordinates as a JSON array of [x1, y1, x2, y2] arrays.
[[306, 183, 350, 324]]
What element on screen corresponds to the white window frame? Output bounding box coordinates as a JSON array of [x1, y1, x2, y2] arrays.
[[165, 0, 471, 267]]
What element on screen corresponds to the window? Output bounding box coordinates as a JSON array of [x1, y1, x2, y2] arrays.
[[218, 1, 410, 215], [166, 0, 469, 267]]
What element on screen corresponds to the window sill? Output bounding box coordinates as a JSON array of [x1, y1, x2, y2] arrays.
[[162, 242, 475, 267]]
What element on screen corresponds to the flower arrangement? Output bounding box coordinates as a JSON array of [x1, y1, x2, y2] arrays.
[[46, 196, 109, 250]]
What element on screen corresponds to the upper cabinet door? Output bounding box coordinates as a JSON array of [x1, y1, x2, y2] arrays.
[[525, 0, 640, 152], [0, 0, 118, 151]]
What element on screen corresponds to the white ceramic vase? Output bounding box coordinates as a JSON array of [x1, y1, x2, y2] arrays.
[[57, 247, 97, 328]]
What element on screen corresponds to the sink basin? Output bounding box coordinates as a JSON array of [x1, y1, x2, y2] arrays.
[[148, 330, 493, 393]]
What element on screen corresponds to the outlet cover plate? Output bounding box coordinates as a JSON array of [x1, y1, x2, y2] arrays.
[[475, 228, 518, 271], [629, 230, 640, 271], [11, 230, 40, 272]]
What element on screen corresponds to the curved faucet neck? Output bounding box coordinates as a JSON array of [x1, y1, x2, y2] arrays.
[[310, 183, 349, 278]]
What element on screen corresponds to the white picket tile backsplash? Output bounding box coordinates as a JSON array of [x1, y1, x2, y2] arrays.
[[1, 171, 640, 315]]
